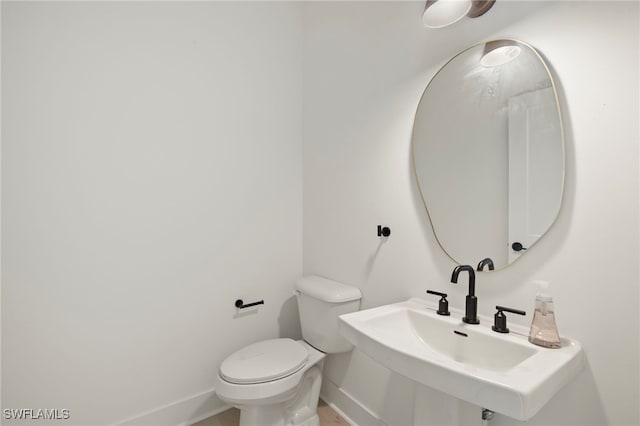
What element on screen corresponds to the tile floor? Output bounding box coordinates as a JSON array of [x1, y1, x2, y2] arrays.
[[192, 400, 350, 426]]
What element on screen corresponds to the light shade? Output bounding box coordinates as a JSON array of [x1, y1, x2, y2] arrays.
[[480, 40, 522, 67], [422, 0, 472, 29]]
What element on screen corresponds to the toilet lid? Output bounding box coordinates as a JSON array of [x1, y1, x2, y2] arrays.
[[220, 338, 308, 384]]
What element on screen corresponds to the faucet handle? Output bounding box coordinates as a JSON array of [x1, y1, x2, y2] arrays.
[[492, 305, 526, 333], [426, 290, 450, 316]]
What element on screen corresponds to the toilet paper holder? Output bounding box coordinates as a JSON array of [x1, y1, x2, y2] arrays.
[[235, 299, 265, 309]]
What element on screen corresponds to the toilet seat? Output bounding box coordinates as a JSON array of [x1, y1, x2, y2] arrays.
[[214, 340, 325, 407], [220, 338, 309, 384]]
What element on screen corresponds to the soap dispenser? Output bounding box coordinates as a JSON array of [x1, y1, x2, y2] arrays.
[[528, 280, 561, 348]]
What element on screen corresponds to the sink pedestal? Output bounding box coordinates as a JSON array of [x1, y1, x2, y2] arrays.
[[414, 385, 479, 426]]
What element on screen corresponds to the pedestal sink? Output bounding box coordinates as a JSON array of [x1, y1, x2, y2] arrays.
[[338, 298, 584, 420]]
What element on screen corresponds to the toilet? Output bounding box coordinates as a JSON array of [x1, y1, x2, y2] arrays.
[[214, 275, 362, 426]]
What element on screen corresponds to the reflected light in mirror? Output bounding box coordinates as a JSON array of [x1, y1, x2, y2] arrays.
[[481, 40, 522, 67], [422, 0, 472, 28]]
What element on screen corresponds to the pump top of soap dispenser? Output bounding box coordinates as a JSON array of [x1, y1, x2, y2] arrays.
[[536, 280, 553, 302]]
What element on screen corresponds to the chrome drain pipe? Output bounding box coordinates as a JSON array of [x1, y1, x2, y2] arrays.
[[481, 408, 495, 425]]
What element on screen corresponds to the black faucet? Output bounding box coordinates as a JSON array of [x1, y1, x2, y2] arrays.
[[450, 265, 480, 324], [477, 258, 495, 271]]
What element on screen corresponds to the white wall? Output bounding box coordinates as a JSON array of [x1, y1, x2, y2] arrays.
[[2, 2, 302, 424], [303, 1, 639, 426]]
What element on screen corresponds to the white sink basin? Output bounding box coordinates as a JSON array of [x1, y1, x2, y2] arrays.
[[338, 298, 584, 420]]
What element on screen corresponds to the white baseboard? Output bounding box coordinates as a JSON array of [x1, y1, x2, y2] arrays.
[[320, 379, 386, 426], [114, 388, 230, 426], [115, 379, 383, 426]]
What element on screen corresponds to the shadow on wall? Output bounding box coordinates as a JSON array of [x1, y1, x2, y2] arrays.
[[363, 239, 385, 284], [323, 349, 415, 425], [533, 54, 576, 270], [278, 295, 302, 340], [360, 239, 390, 305], [322, 350, 354, 387]]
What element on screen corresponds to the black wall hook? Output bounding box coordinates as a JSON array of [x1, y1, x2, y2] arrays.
[[377, 225, 391, 237], [511, 242, 527, 252], [235, 299, 264, 309]]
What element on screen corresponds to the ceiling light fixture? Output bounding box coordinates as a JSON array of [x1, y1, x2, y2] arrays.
[[480, 40, 522, 67], [422, 0, 496, 29]]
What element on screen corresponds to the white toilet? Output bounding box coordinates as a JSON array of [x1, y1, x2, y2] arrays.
[[214, 275, 362, 426]]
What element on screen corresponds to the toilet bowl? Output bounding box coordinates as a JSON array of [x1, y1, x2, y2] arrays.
[[214, 339, 325, 426], [214, 276, 361, 426]]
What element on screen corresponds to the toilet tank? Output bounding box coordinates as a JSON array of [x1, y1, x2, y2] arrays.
[[295, 275, 362, 354]]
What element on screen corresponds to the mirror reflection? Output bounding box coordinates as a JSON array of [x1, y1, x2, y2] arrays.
[[412, 39, 564, 270]]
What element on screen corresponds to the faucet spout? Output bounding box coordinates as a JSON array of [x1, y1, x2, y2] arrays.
[[450, 265, 480, 324], [477, 258, 495, 271], [451, 265, 475, 296]]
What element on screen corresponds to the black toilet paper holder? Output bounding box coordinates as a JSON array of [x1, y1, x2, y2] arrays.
[[235, 299, 264, 309]]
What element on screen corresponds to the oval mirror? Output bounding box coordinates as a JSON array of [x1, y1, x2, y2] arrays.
[[412, 39, 564, 270]]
